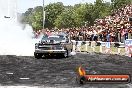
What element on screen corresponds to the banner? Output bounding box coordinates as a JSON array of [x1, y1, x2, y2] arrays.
[[125, 39, 132, 57]]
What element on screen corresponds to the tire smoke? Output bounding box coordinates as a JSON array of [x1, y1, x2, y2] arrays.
[[0, 18, 37, 56]]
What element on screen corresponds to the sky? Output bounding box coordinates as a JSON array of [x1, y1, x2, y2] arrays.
[[17, 0, 111, 13]]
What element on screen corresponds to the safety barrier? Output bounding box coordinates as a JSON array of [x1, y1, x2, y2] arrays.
[[71, 40, 129, 56]]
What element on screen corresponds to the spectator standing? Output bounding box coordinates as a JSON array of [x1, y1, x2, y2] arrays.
[[105, 31, 111, 53]]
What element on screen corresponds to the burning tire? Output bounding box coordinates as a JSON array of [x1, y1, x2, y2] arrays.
[[76, 76, 86, 85], [79, 76, 87, 84], [76, 66, 87, 85]]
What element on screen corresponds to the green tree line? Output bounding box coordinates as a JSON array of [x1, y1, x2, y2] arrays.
[[21, 0, 132, 31]]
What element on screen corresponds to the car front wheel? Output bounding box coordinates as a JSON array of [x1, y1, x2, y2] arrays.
[[34, 53, 42, 59], [63, 50, 68, 58]]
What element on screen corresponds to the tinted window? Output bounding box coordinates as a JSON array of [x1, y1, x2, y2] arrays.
[[42, 35, 65, 41]]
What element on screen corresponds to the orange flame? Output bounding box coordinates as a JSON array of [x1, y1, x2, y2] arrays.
[[78, 66, 86, 76]]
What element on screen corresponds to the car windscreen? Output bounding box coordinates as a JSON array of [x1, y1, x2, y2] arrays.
[[42, 35, 65, 41]]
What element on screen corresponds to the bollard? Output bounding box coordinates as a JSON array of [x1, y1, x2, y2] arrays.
[[100, 45, 102, 53], [91, 41, 96, 52], [77, 41, 82, 52], [117, 47, 121, 54], [85, 41, 89, 52], [100, 42, 105, 53], [105, 42, 111, 54], [100, 42, 106, 53], [100, 42, 104, 53], [71, 40, 76, 52]]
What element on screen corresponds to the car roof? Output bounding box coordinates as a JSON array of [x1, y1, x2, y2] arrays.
[[48, 35, 60, 38], [58, 32, 67, 36]]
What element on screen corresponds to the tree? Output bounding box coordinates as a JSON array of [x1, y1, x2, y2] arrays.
[[55, 9, 75, 28], [22, 0, 126, 29], [111, 0, 132, 10], [44, 2, 64, 28], [93, 0, 111, 19], [29, 6, 43, 30], [72, 4, 88, 27], [22, 8, 33, 24]]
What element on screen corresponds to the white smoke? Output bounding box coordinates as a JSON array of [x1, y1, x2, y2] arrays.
[[0, 17, 38, 56], [0, 0, 41, 56]]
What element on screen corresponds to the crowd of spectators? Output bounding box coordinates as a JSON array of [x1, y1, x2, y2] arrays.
[[34, 5, 132, 43]]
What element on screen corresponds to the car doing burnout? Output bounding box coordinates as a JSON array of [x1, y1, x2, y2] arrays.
[[34, 34, 73, 59]]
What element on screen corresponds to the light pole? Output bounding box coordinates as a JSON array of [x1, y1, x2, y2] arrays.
[[43, 0, 45, 29]]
